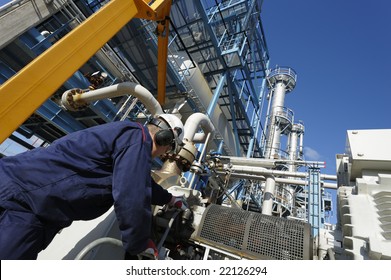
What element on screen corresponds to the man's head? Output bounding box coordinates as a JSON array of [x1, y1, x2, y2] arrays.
[[147, 114, 184, 157]]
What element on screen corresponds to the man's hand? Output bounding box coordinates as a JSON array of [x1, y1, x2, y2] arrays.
[[143, 239, 158, 259], [169, 195, 188, 211]]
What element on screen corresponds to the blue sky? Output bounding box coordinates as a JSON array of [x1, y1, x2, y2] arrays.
[[261, 0, 391, 177]]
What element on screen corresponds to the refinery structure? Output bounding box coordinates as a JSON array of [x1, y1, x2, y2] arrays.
[[0, 0, 390, 260]]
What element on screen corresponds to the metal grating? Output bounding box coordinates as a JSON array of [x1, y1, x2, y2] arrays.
[[195, 204, 312, 260]]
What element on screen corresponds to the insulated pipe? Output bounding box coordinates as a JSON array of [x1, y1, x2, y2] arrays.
[[262, 176, 276, 215], [183, 112, 215, 142], [214, 171, 338, 189], [188, 132, 212, 190], [61, 82, 164, 117], [321, 174, 338, 180], [220, 164, 337, 181], [218, 156, 277, 168], [288, 129, 298, 172], [225, 164, 306, 178], [192, 133, 210, 143], [326, 248, 336, 260]]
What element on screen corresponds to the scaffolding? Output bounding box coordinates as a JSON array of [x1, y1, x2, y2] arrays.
[[0, 0, 269, 157]]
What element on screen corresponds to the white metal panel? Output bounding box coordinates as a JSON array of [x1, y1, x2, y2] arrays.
[[346, 129, 391, 180]]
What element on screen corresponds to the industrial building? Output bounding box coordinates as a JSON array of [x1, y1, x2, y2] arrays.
[[0, 0, 390, 260]]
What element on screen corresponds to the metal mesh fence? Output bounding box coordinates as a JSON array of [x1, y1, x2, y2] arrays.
[[195, 204, 312, 260]]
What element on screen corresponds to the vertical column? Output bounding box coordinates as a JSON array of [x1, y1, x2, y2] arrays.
[[287, 123, 305, 172], [264, 67, 297, 159], [261, 67, 296, 215]]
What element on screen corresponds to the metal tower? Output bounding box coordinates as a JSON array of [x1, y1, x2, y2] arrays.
[[263, 66, 297, 159]]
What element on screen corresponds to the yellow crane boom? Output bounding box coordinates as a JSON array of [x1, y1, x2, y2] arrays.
[[0, 0, 171, 144]]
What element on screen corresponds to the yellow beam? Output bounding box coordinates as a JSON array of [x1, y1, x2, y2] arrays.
[[157, 0, 172, 105], [135, 0, 169, 21], [157, 17, 170, 105], [0, 0, 141, 144], [136, 0, 172, 105], [0, 0, 174, 144]]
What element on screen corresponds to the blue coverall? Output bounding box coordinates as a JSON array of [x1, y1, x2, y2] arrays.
[[0, 121, 172, 259]]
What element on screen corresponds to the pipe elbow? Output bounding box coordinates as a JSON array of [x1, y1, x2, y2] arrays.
[[183, 113, 214, 142], [60, 82, 164, 116]]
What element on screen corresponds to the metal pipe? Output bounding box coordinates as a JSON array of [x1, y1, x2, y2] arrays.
[[156, 210, 181, 250], [262, 175, 275, 215], [224, 164, 307, 178], [320, 174, 337, 180], [327, 248, 336, 260], [75, 237, 123, 260], [183, 112, 215, 142], [218, 156, 327, 169], [214, 171, 338, 189], [189, 132, 212, 190], [217, 156, 276, 168], [62, 82, 164, 117], [192, 133, 210, 143], [276, 159, 326, 167], [220, 163, 336, 181], [198, 133, 212, 165]]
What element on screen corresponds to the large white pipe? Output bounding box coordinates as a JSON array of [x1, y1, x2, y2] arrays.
[[262, 176, 276, 215], [215, 171, 337, 189], [183, 112, 215, 143], [220, 164, 337, 181], [218, 156, 277, 168], [62, 82, 164, 117], [225, 164, 306, 178], [217, 156, 329, 172]]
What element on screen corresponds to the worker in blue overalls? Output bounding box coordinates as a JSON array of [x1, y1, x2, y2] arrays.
[[0, 114, 187, 259]]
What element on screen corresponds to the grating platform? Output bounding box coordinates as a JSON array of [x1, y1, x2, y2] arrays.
[[194, 204, 312, 260]]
